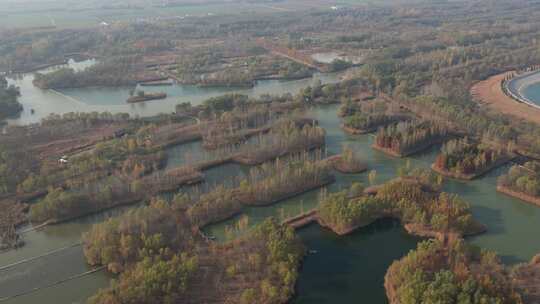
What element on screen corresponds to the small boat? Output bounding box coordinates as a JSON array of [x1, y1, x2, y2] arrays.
[[309, 249, 318, 254]]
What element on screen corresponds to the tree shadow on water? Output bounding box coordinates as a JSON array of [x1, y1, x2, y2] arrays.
[[470, 205, 505, 236], [499, 254, 527, 265]]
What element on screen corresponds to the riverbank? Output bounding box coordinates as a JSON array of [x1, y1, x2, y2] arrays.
[[471, 71, 540, 125], [340, 115, 408, 136], [318, 212, 486, 240], [497, 185, 540, 208], [372, 137, 444, 158], [191, 158, 335, 228], [431, 155, 515, 180], [504, 69, 540, 107], [7, 61, 345, 126], [299, 176, 487, 242], [29, 165, 205, 226], [9, 59, 69, 74]]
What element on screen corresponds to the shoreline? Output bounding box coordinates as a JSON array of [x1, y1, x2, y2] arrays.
[[431, 155, 514, 181], [504, 69, 540, 109], [471, 70, 540, 124], [497, 185, 540, 208], [325, 154, 368, 174], [372, 138, 444, 158], [317, 213, 485, 241]]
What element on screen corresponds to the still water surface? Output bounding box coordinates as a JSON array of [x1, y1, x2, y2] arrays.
[[524, 82, 540, 105], [6, 59, 343, 126], [292, 219, 420, 304]]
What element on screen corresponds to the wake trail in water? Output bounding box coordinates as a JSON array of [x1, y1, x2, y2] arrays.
[[0, 266, 105, 302], [0, 242, 82, 272]]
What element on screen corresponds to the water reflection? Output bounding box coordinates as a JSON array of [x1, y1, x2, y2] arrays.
[[292, 219, 421, 304]]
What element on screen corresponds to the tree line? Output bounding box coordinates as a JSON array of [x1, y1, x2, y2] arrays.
[[318, 169, 481, 236], [0, 76, 22, 121], [375, 121, 449, 156], [498, 161, 540, 197], [386, 239, 523, 304], [434, 138, 508, 176]]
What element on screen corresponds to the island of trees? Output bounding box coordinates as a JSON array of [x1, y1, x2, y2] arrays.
[[373, 121, 450, 157], [327, 146, 367, 174], [433, 138, 514, 180], [341, 99, 409, 134], [187, 155, 334, 227], [498, 161, 540, 206], [385, 239, 523, 304], [32, 57, 147, 89], [318, 169, 485, 238]]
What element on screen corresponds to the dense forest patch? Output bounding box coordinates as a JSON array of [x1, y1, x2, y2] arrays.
[[84, 199, 304, 304], [0, 76, 22, 121], [498, 161, 540, 206], [318, 169, 484, 237], [373, 121, 450, 157], [385, 239, 523, 304], [433, 138, 514, 180]]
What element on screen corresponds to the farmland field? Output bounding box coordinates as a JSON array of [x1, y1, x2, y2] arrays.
[[0, 0, 376, 29]]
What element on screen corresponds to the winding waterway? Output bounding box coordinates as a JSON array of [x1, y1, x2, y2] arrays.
[[5, 59, 343, 126], [2, 65, 540, 303]]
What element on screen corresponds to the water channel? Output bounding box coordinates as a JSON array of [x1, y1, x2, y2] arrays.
[[5, 59, 343, 126]]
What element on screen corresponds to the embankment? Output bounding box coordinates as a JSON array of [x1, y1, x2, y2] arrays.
[[431, 155, 514, 180], [372, 138, 444, 158], [497, 185, 540, 208], [471, 71, 540, 125]]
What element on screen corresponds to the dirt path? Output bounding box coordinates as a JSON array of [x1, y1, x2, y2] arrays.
[[471, 72, 540, 125], [256, 38, 323, 71]]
